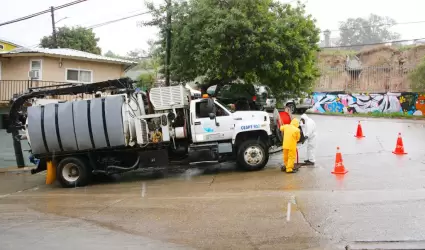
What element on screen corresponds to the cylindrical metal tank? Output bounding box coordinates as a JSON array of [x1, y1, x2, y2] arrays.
[[26, 94, 133, 155]]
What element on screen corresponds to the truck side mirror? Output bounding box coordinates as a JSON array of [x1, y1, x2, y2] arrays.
[[209, 112, 219, 126]]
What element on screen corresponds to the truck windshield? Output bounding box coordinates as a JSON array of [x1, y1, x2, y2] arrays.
[[214, 99, 232, 113]]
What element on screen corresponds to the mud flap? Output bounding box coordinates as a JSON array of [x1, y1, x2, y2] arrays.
[[45, 161, 56, 185]]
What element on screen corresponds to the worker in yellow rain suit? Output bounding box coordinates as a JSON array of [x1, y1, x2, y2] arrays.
[[280, 118, 301, 173]]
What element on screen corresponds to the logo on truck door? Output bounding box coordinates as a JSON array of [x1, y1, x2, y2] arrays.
[[241, 124, 260, 130], [202, 120, 215, 133], [203, 127, 214, 133]]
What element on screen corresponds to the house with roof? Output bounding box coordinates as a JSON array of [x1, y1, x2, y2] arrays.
[[0, 47, 136, 129], [0, 38, 22, 52]]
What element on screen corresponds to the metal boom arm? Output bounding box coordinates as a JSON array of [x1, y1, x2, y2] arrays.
[[7, 78, 135, 168], [7, 77, 134, 133]]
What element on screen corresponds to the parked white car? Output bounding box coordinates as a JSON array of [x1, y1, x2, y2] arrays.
[[254, 85, 276, 110], [255, 86, 313, 114], [283, 93, 313, 114]]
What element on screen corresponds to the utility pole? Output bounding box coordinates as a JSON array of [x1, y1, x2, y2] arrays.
[[50, 6, 57, 48], [324, 29, 331, 47], [165, 0, 172, 86]]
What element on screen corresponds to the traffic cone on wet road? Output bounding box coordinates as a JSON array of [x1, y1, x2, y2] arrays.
[[392, 133, 407, 155], [332, 147, 348, 175], [354, 121, 365, 138]]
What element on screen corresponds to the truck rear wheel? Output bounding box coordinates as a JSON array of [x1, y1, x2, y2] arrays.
[[286, 103, 296, 114], [57, 157, 92, 188], [237, 140, 269, 171]]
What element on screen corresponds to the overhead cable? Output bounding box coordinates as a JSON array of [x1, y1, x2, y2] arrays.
[[0, 0, 87, 27]]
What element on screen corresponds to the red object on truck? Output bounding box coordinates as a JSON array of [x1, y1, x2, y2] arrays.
[[277, 111, 299, 164], [278, 111, 291, 126]]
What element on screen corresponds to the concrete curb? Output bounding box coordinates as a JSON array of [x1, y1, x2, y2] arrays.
[[306, 111, 425, 120], [0, 166, 36, 174], [346, 241, 425, 249]]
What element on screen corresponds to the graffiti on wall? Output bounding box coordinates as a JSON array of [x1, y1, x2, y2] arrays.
[[312, 92, 425, 116]]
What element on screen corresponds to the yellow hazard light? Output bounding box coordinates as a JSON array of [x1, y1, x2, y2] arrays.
[[202, 94, 209, 98]]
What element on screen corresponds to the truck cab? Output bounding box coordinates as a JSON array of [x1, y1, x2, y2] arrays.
[[188, 96, 273, 170], [190, 97, 271, 143]]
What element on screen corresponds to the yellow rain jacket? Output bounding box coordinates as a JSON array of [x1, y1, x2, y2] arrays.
[[280, 118, 301, 150], [280, 118, 301, 172]]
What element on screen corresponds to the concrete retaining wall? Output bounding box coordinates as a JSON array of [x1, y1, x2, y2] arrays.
[[311, 92, 425, 116]]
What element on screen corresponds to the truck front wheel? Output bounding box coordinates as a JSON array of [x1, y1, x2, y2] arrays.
[[237, 140, 269, 171], [57, 157, 92, 188]]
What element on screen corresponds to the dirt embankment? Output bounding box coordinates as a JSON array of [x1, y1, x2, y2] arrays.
[[319, 44, 425, 67], [316, 45, 425, 92]]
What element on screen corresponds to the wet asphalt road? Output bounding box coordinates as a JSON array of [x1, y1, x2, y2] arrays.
[[1, 114, 425, 249]]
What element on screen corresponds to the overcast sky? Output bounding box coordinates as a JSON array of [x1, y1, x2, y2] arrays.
[[1, 0, 425, 56]]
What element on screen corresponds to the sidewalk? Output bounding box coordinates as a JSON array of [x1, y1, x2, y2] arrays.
[[0, 166, 36, 174], [0, 171, 44, 196]]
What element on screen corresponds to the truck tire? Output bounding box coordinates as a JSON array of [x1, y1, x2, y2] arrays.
[[237, 140, 269, 171], [57, 157, 92, 188], [286, 103, 296, 114]]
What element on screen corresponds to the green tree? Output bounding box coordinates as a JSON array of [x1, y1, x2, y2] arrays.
[[338, 14, 401, 47], [130, 40, 162, 77], [137, 72, 156, 90], [126, 49, 147, 61], [40, 26, 101, 54], [104, 50, 117, 57], [104, 50, 127, 59], [146, 0, 320, 98]]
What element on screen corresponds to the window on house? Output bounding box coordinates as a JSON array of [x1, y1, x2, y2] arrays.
[[30, 60, 42, 80], [0, 44, 4, 50], [66, 69, 92, 83]]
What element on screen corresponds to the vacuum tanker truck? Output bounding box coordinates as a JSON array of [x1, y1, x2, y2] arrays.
[[8, 78, 285, 187]]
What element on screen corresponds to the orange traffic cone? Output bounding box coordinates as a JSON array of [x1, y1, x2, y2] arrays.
[[392, 133, 407, 155], [355, 121, 365, 138], [332, 147, 348, 175]]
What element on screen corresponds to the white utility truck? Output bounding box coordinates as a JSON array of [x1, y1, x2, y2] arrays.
[[15, 79, 282, 187]]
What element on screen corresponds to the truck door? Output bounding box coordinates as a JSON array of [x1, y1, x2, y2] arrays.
[[192, 100, 233, 143]]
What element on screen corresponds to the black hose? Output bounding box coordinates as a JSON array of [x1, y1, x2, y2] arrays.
[[106, 156, 141, 171]]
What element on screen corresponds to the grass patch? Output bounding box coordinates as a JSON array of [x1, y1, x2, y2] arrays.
[[307, 111, 425, 119]]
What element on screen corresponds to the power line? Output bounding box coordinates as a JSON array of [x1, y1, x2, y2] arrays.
[[27, 10, 152, 47], [87, 11, 153, 29], [321, 37, 425, 49], [322, 20, 425, 33], [0, 0, 87, 27], [77, 8, 147, 27]]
